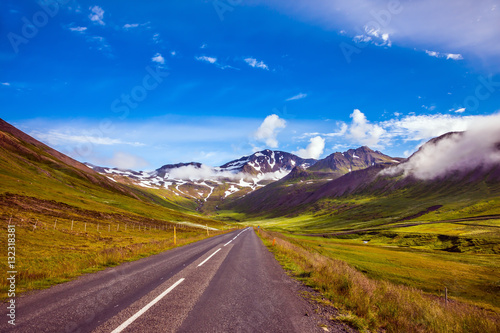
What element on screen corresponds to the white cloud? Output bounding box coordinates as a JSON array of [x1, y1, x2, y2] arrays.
[[15, 116, 266, 167], [1, 82, 11, 86], [446, 53, 464, 60], [68, 26, 87, 33], [244, 57, 269, 70], [326, 123, 348, 137], [89, 5, 105, 25], [293, 136, 325, 159], [286, 93, 307, 101], [66, 23, 111, 56], [30, 130, 144, 147], [426, 50, 463, 60], [256, 0, 498, 67], [194, 56, 238, 70], [152, 53, 165, 65], [254, 114, 286, 148], [421, 105, 436, 111], [354, 26, 391, 47], [166, 164, 286, 182], [454, 107, 466, 113], [123, 23, 139, 29], [196, 56, 217, 64], [347, 109, 386, 147], [169, 164, 237, 180], [107, 152, 149, 170], [425, 50, 440, 58], [382, 114, 471, 141], [153, 33, 161, 44], [381, 113, 500, 180], [301, 111, 490, 152]]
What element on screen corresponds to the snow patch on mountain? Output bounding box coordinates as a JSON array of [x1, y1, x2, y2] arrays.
[[224, 185, 239, 198], [199, 181, 214, 201]]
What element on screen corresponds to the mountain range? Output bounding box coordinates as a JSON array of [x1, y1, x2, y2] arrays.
[[1, 118, 500, 229], [86, 145, 401, 213]]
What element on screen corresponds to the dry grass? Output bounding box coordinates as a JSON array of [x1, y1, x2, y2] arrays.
[[259, 229, 499, 333], [0, 215, 232, 299]]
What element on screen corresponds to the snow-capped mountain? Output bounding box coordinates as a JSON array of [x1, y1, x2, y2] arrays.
[[85, 150, 317, 209], [219, 149, 316, 177], [85, 148, 400, 212]]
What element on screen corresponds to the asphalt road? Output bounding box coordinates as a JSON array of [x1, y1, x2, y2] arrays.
[[2, 228, 327, 332]]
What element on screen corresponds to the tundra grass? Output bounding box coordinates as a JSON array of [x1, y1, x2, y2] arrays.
[[0, 214, 237, 300], [258, 229, 499, 333], [0, 147, 222, 228], [284, 232, 500, 311], [231, 182, 500, 234]]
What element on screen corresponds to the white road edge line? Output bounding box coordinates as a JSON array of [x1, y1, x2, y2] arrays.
[[197, 248, 221, 267], [224, 240, 232, 246], [110, 278, 185, 333]]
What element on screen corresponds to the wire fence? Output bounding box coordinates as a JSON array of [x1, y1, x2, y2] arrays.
[[2, 215, 210, 235]]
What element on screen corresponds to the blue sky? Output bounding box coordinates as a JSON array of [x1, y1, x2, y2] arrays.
[[1, 0, 499, 169]]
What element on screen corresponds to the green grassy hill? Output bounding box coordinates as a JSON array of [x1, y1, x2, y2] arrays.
[[0, 118, 220, 227], [0, 118, 231, 298]]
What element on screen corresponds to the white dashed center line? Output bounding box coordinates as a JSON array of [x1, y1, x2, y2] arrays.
[[197, 248, 221, 267], [110, 278, 185, 333]]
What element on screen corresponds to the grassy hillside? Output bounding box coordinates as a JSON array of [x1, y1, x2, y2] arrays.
[[0, 119, 229, 297], [227, 165, 500, 329], [223, 163, 500, 233], [258, 229, 499, 332], [0, 119, 221, 227], [0, 213, 232, 299]]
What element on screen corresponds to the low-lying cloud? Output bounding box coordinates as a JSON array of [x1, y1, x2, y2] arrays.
[[167, 164, 240, 180], [107, 152, 149, 170], [166, 164, 290, 182], [380, 113, 500, 180]]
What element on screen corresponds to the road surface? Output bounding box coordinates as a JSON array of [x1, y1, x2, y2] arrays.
[[2, 228, 331, 332]]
